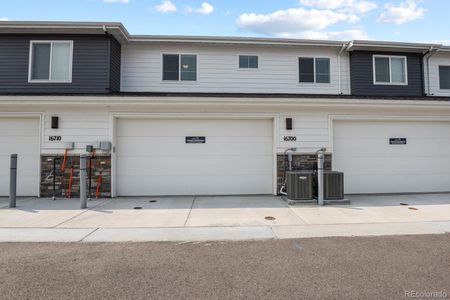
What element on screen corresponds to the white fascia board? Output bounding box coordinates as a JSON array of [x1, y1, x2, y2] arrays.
[[1, 95, 450, 110]]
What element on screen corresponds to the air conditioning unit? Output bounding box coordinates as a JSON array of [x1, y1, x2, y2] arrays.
[[314, 171, 344, 200], [286, 171, 314, 200]]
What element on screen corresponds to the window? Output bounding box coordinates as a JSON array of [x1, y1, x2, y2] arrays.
[[439, 66, 450, 89], [299, 57, 330, 83], [239, 55, 258, 69], [163, 54, 197, 81], [373, 55, 407, 85], [29, 41, 73, 82]]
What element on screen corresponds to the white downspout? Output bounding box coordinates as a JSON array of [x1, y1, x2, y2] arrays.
[[423, 47, 439, 95], [337, 43, 346, 95]]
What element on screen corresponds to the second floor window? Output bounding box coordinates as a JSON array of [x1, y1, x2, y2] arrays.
[[163, 54, 197, 81], [239, 55, 258, 69], [29, 41, 73, 83], [373, 55, 407, 85], [439, 66, 450, 89], [299, 57, 330, 83]]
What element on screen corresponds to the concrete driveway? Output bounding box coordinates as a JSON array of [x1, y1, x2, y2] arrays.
[[0, 193, 449, 241]]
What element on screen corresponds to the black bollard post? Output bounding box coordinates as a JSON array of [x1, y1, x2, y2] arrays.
[[9, 154, 17, 208]]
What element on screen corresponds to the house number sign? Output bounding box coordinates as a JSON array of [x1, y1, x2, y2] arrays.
[[283, 136, 297, 142], [48, 135, 62, 142]]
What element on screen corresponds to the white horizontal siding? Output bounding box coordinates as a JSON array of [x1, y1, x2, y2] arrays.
[[42, 109, 110, 154], [121, 44, 350, 95], [426, 52, 450, 96]]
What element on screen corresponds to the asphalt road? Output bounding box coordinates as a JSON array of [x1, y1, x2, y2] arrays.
[[0, 234, 449, 300]]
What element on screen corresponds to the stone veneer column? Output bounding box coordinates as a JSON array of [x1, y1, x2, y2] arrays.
[[40, 155, 111, 198]]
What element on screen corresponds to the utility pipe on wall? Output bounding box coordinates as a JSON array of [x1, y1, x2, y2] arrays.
[[316, 148, 326, 206]]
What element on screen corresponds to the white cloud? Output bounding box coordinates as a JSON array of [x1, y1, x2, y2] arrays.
[[292, 29, 370, 40], [237, 8, 359, 37], [300, 0, 377, 13], [155, 0, 177, 13], [196, 2, 214, 15], [103, 0, 130, 3], [0, 17, 9, 21], [377, 0, 425, 24]]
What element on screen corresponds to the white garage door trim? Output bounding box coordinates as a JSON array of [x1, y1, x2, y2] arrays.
[[0, 113, 42, 197], [109, 113, 278, 197], [330, 114, 450, 194]]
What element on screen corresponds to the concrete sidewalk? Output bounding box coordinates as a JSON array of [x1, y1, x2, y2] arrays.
[[0, 194, 449, 242]]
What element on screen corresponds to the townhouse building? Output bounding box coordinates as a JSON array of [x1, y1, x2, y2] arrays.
[[0, 21, 449, 198]]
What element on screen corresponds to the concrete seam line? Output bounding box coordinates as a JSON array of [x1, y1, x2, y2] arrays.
[[79, 228, 100, 242], [52, 200, 107, 228], [269, 226, 280, 240], [183, 196, 196, 227]]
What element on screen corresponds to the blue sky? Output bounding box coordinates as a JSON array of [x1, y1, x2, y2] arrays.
[[1, 0, 448, 43]]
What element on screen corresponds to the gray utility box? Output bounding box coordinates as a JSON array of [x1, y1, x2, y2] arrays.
[[286, 171, 314, 200], [314, 171, 344, 200]]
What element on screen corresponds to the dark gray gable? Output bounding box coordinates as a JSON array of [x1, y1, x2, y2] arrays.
[[0, 34, 121, 94], [350, 50, 424, 97]]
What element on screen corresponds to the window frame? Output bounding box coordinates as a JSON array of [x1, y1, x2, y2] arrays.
[[372, 55, 408, 86], [438, 65, 450, 90], [298, 56, 331, 84], [161, 53, 198, 83], [238, 54, 259, 70], [28, 40, 73, 83]]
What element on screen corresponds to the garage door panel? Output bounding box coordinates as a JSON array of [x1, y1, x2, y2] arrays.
[[346, 174, 450, 194], [334, 120, 450, 194], [117, 156, 273, 176], [117, 175, 273, 196], [0, 118, 39, 196], [0, 118, 39, 135], [334, 121, 450, 138], [334, 139, 450, 157], [117, 119, 272, 137], [335, 157, 450, 175], [116, 118, 273, 196], [0, 137, 40, 155], [117, 136, 273, 156]]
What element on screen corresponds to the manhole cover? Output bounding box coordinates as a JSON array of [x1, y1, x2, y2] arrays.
[[408, 207, 418, 211], [265, 216, 276, 221], [149, 200, 158, 203], [134, 207, 143, 210]]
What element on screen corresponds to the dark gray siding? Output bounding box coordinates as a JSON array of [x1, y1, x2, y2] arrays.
[[109, 37, 121, 93], [350, 51, 424, 97], [0, 34, 120, 94]]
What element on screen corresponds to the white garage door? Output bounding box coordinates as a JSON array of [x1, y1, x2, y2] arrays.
[[116, 118, 273, 196], [334, 120, 450, 194], [0, 117, 40, 196]]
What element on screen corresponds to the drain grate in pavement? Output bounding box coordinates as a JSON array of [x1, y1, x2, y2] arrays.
[[400, 203, 409, 206], [149, 200, 158, 203], [134, 207, 143, 210], [265, 216, 276, 221], [408, 207, 418, 211]]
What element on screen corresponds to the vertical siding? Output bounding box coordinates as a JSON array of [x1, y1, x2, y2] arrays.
[[0, 34, 116, 93], [121, 44, 351, 95], [350, 51, 424, 97], [109, 37, 121, 92], [425, 52, 450, 97]]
